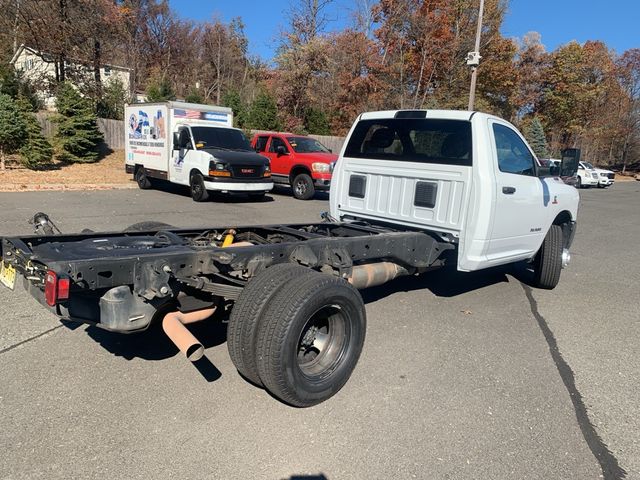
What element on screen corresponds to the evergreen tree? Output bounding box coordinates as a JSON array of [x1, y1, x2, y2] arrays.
[[53, 83, 103, 163], [145, 75, 176, 102], [247, 91, 281, 131], [184, 89, 204, 104], [97, 79, 129, 120], [0, 94, 26, 170], [222, 90, 248, 128], [524, 116, 550, 158], [304, 107, 331, 135], [16, 96, 53, 169]]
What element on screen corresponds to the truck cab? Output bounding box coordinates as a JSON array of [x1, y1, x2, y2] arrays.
[[330, 110, 579, 272], [251, 133, 337, 200]]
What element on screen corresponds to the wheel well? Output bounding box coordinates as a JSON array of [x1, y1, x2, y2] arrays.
[[189, 168, 203, 181], [553, 210, 572, 226], [553, 210, 574, 248], [289, 166, 311, 183]]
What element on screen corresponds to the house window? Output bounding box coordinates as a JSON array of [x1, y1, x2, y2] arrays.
[[23, 59, 34, 70], [104, 66, 111, 77]]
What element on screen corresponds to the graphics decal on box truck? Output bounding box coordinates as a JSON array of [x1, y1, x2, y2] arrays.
[[124, 101, 273, 200]]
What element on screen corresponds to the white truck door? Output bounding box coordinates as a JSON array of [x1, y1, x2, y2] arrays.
[[486, 120, 548, 264], [169, 127, 192, 185]]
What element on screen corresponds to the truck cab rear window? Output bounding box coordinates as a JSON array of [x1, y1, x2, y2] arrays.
[[344, 119, 472, 166]]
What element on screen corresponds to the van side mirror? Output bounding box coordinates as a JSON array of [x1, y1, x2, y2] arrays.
[[173, 132, 180, 150]]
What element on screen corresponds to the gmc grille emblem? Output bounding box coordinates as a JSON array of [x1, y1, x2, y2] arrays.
[[241, 168, 255, 174]]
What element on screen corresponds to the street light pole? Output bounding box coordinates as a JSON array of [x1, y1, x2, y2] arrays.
[[467, 0, 485, 111]]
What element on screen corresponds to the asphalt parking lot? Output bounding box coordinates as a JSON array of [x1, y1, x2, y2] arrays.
[[1, 182, 638, 479]]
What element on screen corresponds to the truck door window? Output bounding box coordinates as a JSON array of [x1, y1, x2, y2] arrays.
[[344, 119, 472, 166], [255, 136, 269, 152], [269, 137, 288, 153], [492, 124, 536, 176], [178, 128, 192, 149]]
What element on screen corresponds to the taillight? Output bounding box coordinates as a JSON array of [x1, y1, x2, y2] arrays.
[[44, 270, 70, 306]]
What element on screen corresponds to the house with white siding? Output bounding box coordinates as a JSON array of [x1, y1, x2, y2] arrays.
[[10, 44, 132, 110]]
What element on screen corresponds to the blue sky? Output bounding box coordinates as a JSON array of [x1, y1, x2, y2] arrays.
[[169, 0, 639, 60]]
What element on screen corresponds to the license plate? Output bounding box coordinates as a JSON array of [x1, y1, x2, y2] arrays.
[[0, 262, 16, 290]]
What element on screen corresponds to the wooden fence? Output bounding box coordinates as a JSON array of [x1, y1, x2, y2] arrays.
[[35, 114, 345, 153], [36, 113, 126, 150]]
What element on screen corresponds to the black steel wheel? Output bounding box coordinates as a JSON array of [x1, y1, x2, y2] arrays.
[[255, 272, 366, 407], [135, 167, 153, 189], [227, 263, 313, 386], [190, 172, 209, 202], [292, 173, 315, 200]]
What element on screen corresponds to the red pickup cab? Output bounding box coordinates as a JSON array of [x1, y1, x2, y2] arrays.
[[251, 133, 338, 200]]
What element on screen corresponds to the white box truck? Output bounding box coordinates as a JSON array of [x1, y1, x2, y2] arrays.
[[124, 101, 273, 201]]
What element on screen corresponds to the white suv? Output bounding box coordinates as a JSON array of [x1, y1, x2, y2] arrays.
[[577, 162, 599, 188]]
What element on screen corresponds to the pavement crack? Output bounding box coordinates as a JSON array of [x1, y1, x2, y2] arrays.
[[0, 324, 64, 355], [521, 283, 626, 480]]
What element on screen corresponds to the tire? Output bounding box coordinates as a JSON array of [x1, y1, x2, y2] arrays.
[[248, 192, 266, 201], [292, 173, 315, 200], [532, 224, 563, 289], [123, 221, 174, 233], [576, 176, 582, 188], [135, 167, 153, 190], [255, 272, 366, 407], [227, 264, 312, 386], [190, 172, 209, 202]]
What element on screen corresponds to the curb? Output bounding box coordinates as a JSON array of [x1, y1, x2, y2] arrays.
[[0, 183, 137, 192]]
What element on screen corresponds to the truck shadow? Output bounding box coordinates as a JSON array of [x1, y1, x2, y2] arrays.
[[84, 319, 228, 382], [151, 180, 275, 203], [361, 262, 539, 304]]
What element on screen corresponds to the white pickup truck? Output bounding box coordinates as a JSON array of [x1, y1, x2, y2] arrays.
[[1, 109, 579, 407]]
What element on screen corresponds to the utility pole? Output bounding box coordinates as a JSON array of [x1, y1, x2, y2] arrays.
[[467, 0, 485, 111]]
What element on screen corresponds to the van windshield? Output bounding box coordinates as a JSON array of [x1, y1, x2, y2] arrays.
[[191, 127, 252, 151]]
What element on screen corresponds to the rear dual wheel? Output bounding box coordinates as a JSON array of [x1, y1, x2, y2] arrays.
[[228, 267, 366, 407]]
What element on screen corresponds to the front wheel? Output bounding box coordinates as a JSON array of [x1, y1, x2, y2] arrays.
[[190, 172, 209, 202], [576, 176, 582, 188], [292, 173, 315, 200], [255, 272, 366, 407], [532, 225, 563, 289]]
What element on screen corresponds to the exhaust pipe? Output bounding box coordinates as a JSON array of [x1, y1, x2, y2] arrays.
[[162, 308, 215, 362], [349, 262, 409, 289]]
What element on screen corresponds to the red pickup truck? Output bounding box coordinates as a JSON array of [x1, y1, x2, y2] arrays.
[[251, 133, 338, 200]]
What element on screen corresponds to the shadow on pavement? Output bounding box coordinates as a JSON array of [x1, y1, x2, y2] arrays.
[[361, 264, 512, 304], [84, 319, 227, 382], [150, 180, 275, 204]]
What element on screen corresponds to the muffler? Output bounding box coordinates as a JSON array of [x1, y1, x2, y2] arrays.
[[162, 308, 215, 362]]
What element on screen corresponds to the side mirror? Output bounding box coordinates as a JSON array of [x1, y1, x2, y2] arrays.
[[328, 148, 333, 153], [276, 145, 288, 156], [173, 132, 180, 150], [549, 165, 561, 176], [560, 157, 579, 177]]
